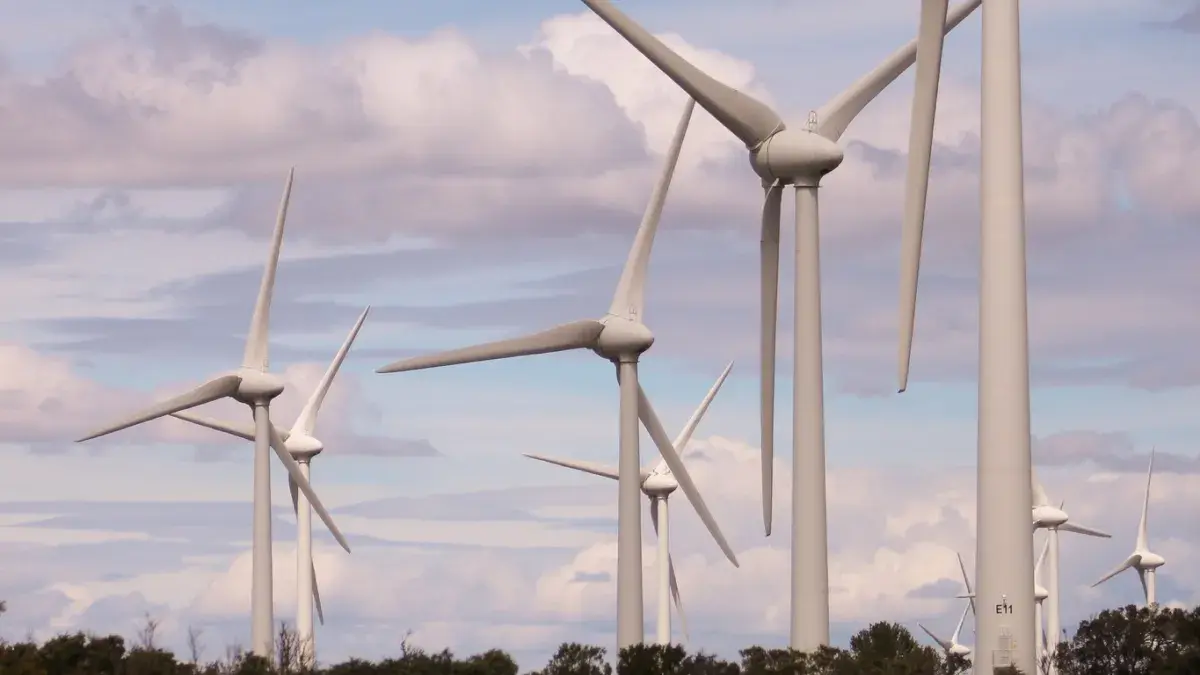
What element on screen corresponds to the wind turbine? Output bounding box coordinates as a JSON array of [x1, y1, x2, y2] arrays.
[[578, 0, 982, 650], [1033, 535, 1050, 668], [902, 0, 1040, 669], [919, 602, 973, 658], [170, 306, 371, 663], [74, 169, 351, 658], [1032, 480, 1111, 668], [1092, 449, 1165, 607], [525, 361, 734, 645], [375, 100, 738, 649]]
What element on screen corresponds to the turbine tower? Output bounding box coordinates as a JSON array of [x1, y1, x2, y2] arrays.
[[75, 169, 351, 657], [578, 0, 982, 650], [902, 0, 1040, 669], [959, 540, 1049, 674], [1092, 449, 1165, 607], [1032, 482, 1111, 670], [171, 306, 372, 663], [919, 602, 973, 658], [525, 361, 734, 645], [375, 100, 738, 649]]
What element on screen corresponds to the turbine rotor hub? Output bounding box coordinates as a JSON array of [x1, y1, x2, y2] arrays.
[[288, 433, 324, 458], [750, 129, 845, 187], [234, 369, 286, 404], [642, 473, 678, 496], [593, 317, 654, 362], [1035, 584, 1049, 601], [1139, 552, 1166, 569], [1032, 506, 1068, 529]]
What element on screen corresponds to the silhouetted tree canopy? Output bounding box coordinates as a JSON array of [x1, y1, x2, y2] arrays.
[[1053, 604, 1200, 674], [0, 599, 1195, 675]]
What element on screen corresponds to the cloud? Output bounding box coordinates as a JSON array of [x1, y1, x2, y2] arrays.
[[1167, 3, 1200, 32], [1035, 431, 1200, 473]]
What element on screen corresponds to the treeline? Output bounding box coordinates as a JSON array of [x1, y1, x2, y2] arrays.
[[0, 604, 1196, 674]]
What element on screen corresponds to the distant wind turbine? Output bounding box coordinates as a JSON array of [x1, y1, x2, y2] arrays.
[[75, 169, 350, 657], [171, 306, 371, 663], [1032, 479, 1111, 666], [376, 100, 738, 649], [525, 361, 734, 645], [919, 601, 972, 658], [1092, 449, 1165, 607]]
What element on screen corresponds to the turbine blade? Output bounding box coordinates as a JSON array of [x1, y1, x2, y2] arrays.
[[1137, 447, 1155, 550], [578, 0, 785, 148], [957, 552, 975, 617], [1031, 473, 1051, 508], [522, 453, 620, 481], [608, 99, 694, 322], [77, 375, 242, 442], [815, 0, 981, 141], [1060, 522, 1112, 539], [1137, 568, 1148, 605], [919, 623, 951, 652], [952, 600, 970, 643], [293, 306, 370, 436], [376, 320, 605, 374], [669, 554, 689, 645], [242, 168, 294, 372], [170, 411, 283, 444], [1091, 554, 1140, 588], [1035, 535, 1051, 583], [668, 360, 735, 459], [288, 475, 299, 516], [637, 387, 738, 566], [312, 563, 325, 626], [896, 0, 950, 393], [760, 183, 782, 538], [268, 422, 350, 553]]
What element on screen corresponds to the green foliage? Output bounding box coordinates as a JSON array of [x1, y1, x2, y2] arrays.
[[1, 600, 1197, 675], [1053, 604, 1200, 674]]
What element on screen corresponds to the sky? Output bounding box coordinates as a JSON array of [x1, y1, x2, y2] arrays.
[[0, 0, 1198, 668]]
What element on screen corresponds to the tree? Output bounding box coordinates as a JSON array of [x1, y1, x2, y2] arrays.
[[1053, 604, 1200, 674], [841, 622, 940, 674], [618, 644, 689, 675], [532, 643, 613, 675]]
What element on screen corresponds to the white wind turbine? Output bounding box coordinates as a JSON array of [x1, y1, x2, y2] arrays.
[[579, 0, 982, 649], [903, 0, 1041, 669], [1092, 448, 1165, 607], [74, 169, 351, 658], [170, 306, 371, 663], [1032, 478, 1111, 667], [919, 601, 973, 658], [375, 100, 739, 649], [525, 361, 734, 646]]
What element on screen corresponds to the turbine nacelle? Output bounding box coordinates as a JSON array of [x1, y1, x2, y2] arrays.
[[592, 317, 655, 361], [1138, 551, 1166, 569], [642, 472, 679, 497], [1032, 505, 1068, 529], [232, 369, 286, 404], [750, 129, 845, 187], [949, 644, 971, 657], [287, 433, 325, 460]]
